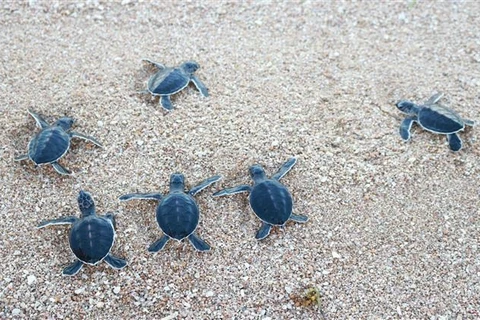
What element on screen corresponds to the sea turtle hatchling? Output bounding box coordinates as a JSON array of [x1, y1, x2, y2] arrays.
[[397, 93, 475, 151], [119, 173, 221, 252], [213, 157, 308, 240], [15, 109, 102, 175], [37, 190, 127, 276], [140, 59, 209, 111]]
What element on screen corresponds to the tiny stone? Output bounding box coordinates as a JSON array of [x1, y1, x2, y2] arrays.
[[97, 302, 104, 308], [285, 286, 292, 294], [14, 250, 21, 256], [332, 251, 341, 259], [75, 288, 85, 295], [160, 312, 179, 320], [12, 309, 21, 316], [113, 286, 121, 294], [205, 290, 214, 297], [27, 275, 37, 285]]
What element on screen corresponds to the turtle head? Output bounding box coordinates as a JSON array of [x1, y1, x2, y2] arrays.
[[396, 100, 419, 115], [78, 190, 95, 217], [249, 165, 267, 183], [169, 173, 186, 192], [180, 61, 200, 75], [55, 117, 74, 131]]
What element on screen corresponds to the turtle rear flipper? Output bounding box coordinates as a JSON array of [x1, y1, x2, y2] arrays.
[[104, 254, 127, 270], [63, 260, 83, 276], [188, 233, 211, 251], [160, 96, 174, 111], [51, 162, 71, 175], [464, 119, 475, 127], [447, 133, 463, 152], [148, 235, 170, 252], [255, 222, 273, 240]]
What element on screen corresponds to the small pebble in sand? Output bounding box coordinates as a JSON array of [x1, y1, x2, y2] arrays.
[[205, 290, 214, 297], [74, 288, 85, 295], [12, 309, 21, 316], [113, 286, 121, 294], [27, 275, 37, 285]]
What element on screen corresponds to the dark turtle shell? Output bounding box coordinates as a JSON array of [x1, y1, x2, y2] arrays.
[[249, 180, 293, 225], [147, 68, 190, 96], [28, 127, 70, 164], [156, 192, 199, 240], [418, 104, 465, 134], [69, 215, 115, 265]]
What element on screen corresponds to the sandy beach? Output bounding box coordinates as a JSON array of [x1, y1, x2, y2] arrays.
[[1, 1, 479, 318]]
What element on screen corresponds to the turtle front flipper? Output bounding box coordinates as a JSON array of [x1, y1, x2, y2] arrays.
[[104, 254, 127, 270], [14, 154, 29, 161], [272, 157, 297, 181], [119, 193, 163, 201], [189, 175, 222, 196], [62, 260, 84, 276], [37, 216, 78, 228], [188, 233, 211, 251], [27, 109, 49, 129], [160, 96, 174, 111], [290, 214, 309, 223], [70, 131, 103, 148], [399, 117, 416, 141], [148, 235, 170, 252], [425, 92, 444, 105], [191, 75, 209, 97], [213, 185, 251, 197], [142, 59, 166, 70], [51, 162, 71, 175], [447, 133, 463, 152], [255, 222, 273, 240]]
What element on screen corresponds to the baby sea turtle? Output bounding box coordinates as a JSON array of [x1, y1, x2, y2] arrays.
[[15, 109, 102, 175], [213, 157, 308, 240], [141, 59, 209, 111], [37, 190, 127, 276], [119, 173, 221, 252], [397, 93, 475, 151]]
